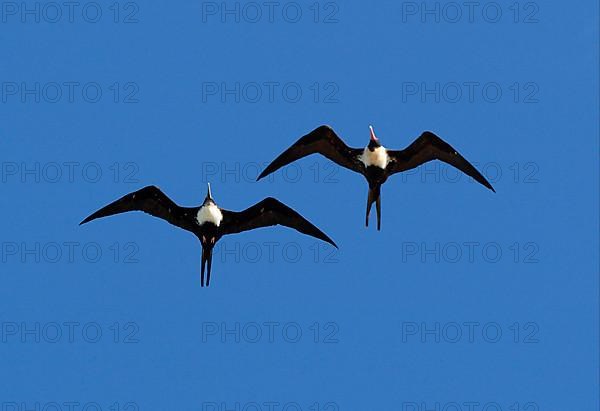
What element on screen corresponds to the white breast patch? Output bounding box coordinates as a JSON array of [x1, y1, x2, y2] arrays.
[[360, 146, 389, 169], [196, 204, 223, 226]]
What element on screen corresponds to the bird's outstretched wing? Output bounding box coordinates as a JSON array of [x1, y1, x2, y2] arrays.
[[257, 125, 364, 180], [387, 131, 496, 192], [220, 198, 337, 248], [79, 185, 198, 230]]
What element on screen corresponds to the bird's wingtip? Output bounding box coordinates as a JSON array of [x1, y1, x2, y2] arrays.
[[79, 214, 95, 225], [256, 170, 268, 181], [484, 180, 496, 193], [324, 236, 338, 249]]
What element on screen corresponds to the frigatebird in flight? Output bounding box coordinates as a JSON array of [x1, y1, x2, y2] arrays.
[[258, 125, 495, 230], [80, 184, 336, 287]]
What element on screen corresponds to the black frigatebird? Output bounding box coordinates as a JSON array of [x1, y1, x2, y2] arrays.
[[258, 125, 495, 230], [80, 184, 337, 287]]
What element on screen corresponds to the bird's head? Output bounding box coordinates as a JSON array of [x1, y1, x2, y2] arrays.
[[203, 183, 216, 206], [368, 125, 381, 150]]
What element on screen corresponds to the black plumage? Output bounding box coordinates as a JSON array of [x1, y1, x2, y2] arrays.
[[258, 125, 495, 230], [80, 185, 336, 287]]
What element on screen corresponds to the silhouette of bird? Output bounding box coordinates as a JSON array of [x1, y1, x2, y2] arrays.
[[80, 184, 337, 287], [258, 125, 495, 230]]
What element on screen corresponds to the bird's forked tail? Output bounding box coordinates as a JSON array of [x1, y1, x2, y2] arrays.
[[201, 247, 214, 287], [366, 185, 382, 231]]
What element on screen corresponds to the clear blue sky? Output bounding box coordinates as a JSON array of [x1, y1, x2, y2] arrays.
[[0, 1, 598, 409]]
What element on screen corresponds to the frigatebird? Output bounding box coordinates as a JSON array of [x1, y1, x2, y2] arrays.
[[80, 184, 337, 287], [258, 125, 495, 230]]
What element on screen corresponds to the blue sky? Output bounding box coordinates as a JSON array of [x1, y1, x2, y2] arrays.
[[0, 0, 598, 409]]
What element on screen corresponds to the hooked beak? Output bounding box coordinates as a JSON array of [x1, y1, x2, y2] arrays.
[[369, 125, 378, 142], [206, 182, 212, 200]]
